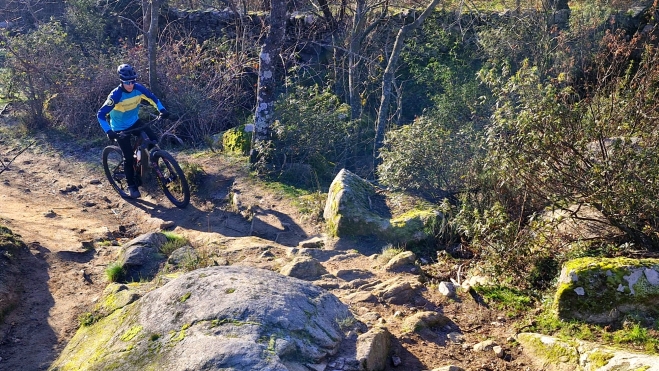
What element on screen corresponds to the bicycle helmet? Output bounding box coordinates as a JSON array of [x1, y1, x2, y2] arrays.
[[117, 64, 138, 81]]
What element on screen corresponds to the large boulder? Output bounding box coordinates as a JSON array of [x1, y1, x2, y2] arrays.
[[554, 257, 659, 323], [323, 169, 442, 245], [50, 265, 352, 371], [517, 332, 659, 371]]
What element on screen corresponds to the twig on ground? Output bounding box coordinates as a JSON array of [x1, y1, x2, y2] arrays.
[[0, 140, 37, 175]]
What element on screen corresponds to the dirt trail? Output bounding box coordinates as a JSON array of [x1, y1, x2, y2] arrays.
[[0, 129, 324, 370], [0, 127, 532, 371], [0, 145, 131, 370]]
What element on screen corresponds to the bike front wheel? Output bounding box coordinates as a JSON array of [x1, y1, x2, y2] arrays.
[[151, 150, 190, 208], [102, 145, 129, 198]]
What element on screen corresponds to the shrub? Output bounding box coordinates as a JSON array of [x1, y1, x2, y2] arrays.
[[378, 112, 483, 202], [266, 84, 371, 187], [155, 36, 257, 144], [105, 262, 124, 282], [482, 35, 659, 250]]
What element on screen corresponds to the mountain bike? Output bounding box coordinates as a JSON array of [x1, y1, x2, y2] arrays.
[[101, 117, 190, 208]]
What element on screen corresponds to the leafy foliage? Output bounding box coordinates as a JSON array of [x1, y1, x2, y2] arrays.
[[481, 33, 659, 249], [378, 108, 484, 201], [266, 84, 371, 187]]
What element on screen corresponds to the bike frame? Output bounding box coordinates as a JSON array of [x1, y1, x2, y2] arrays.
[[115, 121, 160, 178]]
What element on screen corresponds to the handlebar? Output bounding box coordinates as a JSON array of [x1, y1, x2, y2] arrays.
[[115, 114, 171, 138]]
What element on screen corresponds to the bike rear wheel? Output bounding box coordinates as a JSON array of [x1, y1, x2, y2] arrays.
[[151, 150, 190, 208], [102, 146, 130, 198]]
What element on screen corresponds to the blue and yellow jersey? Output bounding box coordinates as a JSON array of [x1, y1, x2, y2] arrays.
[[97, 83, 165, 132]]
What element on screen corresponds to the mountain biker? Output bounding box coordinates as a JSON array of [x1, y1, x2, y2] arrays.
[[97, 64, 170, 199]]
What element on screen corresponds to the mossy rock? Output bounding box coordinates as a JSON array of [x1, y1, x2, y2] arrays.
[[518, 332, 659, 370], [50, 266, 350, 371], [554, 257, 659, 323], [386, 208, 443, 243], [516, 333, 582, 370], [323, 169, 443, 244], [222, 125, 251, 155], [0, 225, 26, 252]]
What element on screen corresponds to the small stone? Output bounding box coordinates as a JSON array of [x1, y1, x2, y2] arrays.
[[574, 287, 585, 296], [298, 236, 323, 249], [160, 220, 176, 230], [439, 281, 456, 297], [44, 210, 57, 218], [473, 339, 496, 352], [89, 179, 102, 185], [447, 332, 464, 343], [645, 268, 659, 285], [493, 345, 504, 358]]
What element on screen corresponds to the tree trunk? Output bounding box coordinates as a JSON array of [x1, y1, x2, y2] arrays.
[[251, 0, 286, 161], [348, 0, 387, 120], [373, 0, 441, 166], [146, 0, 160, 94]]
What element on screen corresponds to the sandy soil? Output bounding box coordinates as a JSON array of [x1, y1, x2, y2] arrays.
[[0, 119, 534, 371]]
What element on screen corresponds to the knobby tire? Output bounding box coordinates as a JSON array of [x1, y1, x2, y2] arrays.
[[102, 145, 129, 198], [151, 150, 190, 208]]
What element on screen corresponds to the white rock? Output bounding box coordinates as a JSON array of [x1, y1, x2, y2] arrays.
[[439, 281, 456, 297], [645, 268, 659, 285]]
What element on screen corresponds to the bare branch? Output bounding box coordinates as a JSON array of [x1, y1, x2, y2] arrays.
[[0, 140, 36, 176]]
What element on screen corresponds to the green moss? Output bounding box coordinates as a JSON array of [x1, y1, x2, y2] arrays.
[[170, 323, 191, 343], [120, 325, 143, 342], [179, 292, 191, 303], [518, 333, 579, 365], [222, 125, 251, 155], [55, 305, 134, 370], [587, 350, 614, 368], [387, 209, 441, 243]]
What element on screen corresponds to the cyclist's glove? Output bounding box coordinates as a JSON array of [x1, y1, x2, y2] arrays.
[[159, 109, 170, 119], [106, 130, 119, 140]]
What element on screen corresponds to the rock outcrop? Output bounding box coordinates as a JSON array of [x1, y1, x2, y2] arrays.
[[323, 168, 442, 245], [517, 332, 659, 371], [554, 257, 659, 323], [50, 266, 352, 371]]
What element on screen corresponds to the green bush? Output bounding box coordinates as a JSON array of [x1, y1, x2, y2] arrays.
[[482, 37, 659, 249], [378, 112, 483, 201], [268, 84, 370, 187]]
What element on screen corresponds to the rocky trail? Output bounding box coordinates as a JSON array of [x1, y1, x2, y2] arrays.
[[0, 127, 534, 371]]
